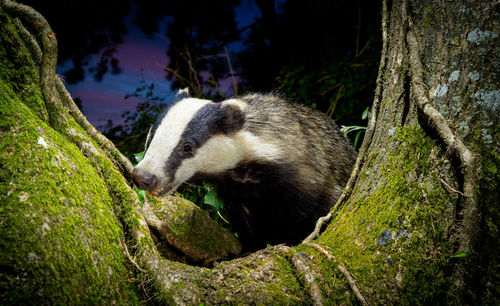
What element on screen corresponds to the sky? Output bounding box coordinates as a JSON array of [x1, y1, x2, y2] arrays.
[[56, 0, 266, 130]]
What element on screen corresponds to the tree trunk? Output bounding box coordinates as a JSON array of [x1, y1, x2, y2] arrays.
[[0, 0, 498, 305]]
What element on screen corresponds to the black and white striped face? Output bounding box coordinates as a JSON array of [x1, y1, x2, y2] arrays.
[[132, 96, 249, 196]]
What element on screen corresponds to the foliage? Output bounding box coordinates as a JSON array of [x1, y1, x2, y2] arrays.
[[276, 51, 378, 127], [179, 182, 229, 227], [101, 78, 169, 158], [23, 0, 129, 84], [340, 106, 370, 149], [132, 151, 146, 206]]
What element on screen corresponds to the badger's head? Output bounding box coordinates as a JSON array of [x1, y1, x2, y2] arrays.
[[132, 91, 247, 196]]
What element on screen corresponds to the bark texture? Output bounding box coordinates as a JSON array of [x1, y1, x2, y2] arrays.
[[0, 0, 498, 304]]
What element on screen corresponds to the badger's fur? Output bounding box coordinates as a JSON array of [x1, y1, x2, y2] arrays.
[[133, 91, 356, 250]]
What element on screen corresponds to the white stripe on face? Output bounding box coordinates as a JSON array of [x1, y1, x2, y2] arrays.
[[137, 97, 212, 184], [174, 130, 281, 182]]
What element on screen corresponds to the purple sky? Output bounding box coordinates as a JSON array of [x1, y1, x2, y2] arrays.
[[57, 0, 266, 130]]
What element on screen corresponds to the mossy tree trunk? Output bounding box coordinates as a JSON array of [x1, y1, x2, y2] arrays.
[[0, 0, 498, 305]]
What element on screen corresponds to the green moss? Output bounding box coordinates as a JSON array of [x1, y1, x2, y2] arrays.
[[422, 5, 441, 29], [0, 20, 139, 303], [273, 251, 310, 303], [146, 194, 241, 261], [297, 244, 357, 305], [318, 126, 455, 304], [0, 9, 48, 121]]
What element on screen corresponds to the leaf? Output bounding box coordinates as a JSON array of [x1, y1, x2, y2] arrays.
[[204, 189, 223, 211], [353, 130, 363, 148], [362, 106, 371, 120], [340, 125, 367, 136], [135, 189, 145, 206], [451, 253, 467, 258], [134, 151, 145, 165], [202, 181, 214, 190]]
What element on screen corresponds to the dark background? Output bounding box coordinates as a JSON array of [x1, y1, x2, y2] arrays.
[[24, 0, 381, 157]]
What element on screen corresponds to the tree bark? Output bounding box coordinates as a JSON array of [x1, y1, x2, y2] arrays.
[[0, 0, 498, 305]]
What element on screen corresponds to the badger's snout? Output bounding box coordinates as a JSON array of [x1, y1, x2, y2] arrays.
[[132, 168, 157, 191]]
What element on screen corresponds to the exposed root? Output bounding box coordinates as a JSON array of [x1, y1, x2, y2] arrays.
[[305, 242, 334, 260], [306, 243, 370, 305], [54, 76, 134, 176], [337, 265, 370, 306], [12, 17, 42, 63], [439, 177, 465, 197], [5, 0, 134, 178], [141, 199, 225, 264], [303, 0, 390, 243], [120, 238, 147, 273], [283, 246, 324, 306], [3, 0, 67, 128], [404, 0, 477, 298], [303, 212, 333, 243]]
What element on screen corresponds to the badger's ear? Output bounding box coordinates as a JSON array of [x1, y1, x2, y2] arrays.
[[175, 88, 190, 99], [219, 104, 245, 134]]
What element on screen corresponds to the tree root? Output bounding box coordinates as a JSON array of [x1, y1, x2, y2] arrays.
[[54, 76, 135, 177], [3, 0, 68, 129], [283, 246, 324, 306], [4, 0, 134, 178], [306, 243, 370, 306], [141, 199, 220, 264], [120, 238, 147, 273], [404, 0, 478, 299], [303, 0, 390, 243], [337, 265, 370, 306], [2, 3, 178, 300]]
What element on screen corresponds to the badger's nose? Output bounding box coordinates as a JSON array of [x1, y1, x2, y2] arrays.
[[132, 168, 157, 190]]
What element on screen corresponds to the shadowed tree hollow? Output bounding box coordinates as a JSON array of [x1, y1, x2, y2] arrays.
[[0, 0, 498, 304]]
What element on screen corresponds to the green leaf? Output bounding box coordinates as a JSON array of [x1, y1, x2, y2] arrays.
[[204, 189, 223, 211], [134, 189, 145, 206], [133, 151, 145, 165], [353, 130, 363, 148], [340, 125, 367, 136], [451, 253, 467, 258], [362, 106, 371, 120], [202, 181, 213, 190]]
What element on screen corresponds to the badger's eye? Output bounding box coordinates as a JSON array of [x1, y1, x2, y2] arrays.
[[180, 142, 194, 155]]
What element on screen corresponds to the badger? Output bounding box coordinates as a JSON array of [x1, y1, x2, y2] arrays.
[[133, 90, 356, 250]]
